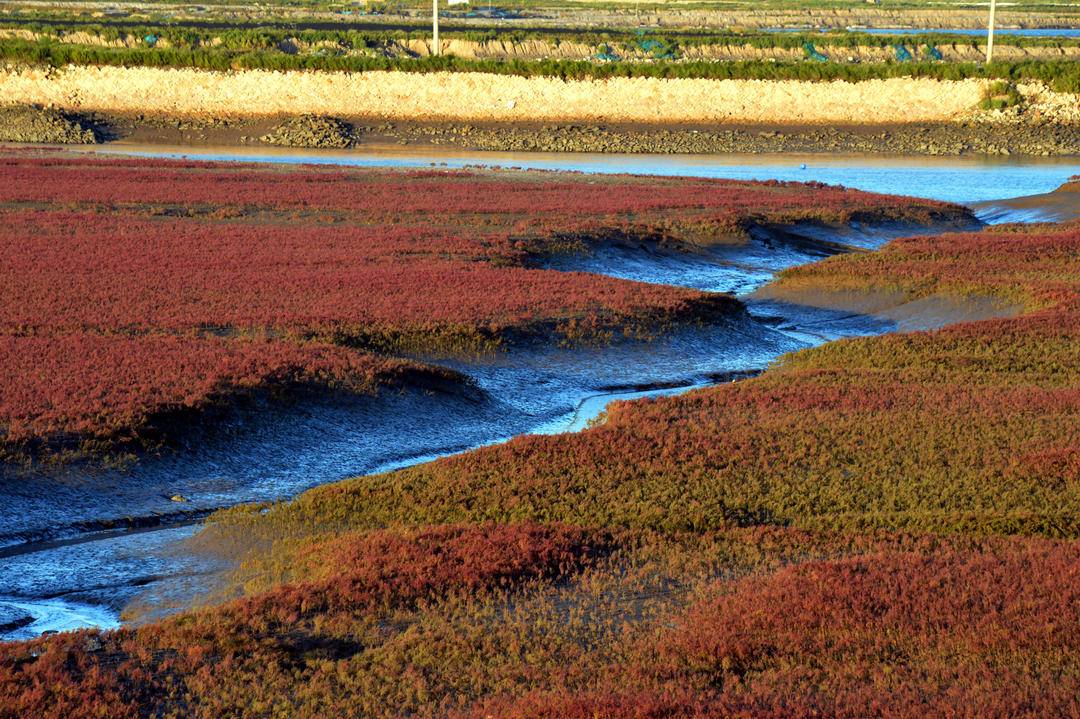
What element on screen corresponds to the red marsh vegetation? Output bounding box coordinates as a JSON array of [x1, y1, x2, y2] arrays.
[[469, 539, 1080, 719], [0, 152, 958, 456], [0, 156, 966, 242], [0, 202, 1076, 716], [0, 333, 449, 450]]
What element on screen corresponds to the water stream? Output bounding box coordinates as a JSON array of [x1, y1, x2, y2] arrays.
[[2, 146, 1076, 640], [75, 143, 1080, 206]]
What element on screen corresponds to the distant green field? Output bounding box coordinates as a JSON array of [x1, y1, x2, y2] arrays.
[[1, 0, 1077, 13], [3, 35, 1078, 92], [3, 18, 1078, 52]]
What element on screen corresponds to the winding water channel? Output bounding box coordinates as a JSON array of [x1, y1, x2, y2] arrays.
[[1, 146, 1077, 640]]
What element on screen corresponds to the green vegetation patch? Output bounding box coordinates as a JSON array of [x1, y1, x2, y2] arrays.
[[2, 36, 1079, 92]]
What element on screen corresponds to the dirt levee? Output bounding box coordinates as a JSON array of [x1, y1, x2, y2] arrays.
[[0, 66, 989, 125]]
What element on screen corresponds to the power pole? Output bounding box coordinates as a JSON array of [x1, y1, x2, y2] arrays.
[[433, 0, 440, 56], [986, 0, 997, 64]]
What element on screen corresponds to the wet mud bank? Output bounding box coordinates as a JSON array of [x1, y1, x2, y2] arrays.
[[381, 119, 1080, 158], [973, 176, 1080, 222], [751, 284, 1025, 333], [8, 105, 1080, 157], [748, 181, 1080, 330], [0, 363, 476, 469], [540, 217, 979, 295]]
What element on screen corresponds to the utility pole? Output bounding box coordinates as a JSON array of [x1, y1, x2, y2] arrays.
[[986, 0, 997, 64], [432, 0, 440, 56]]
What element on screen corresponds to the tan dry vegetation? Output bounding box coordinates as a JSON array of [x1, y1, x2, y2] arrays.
[[8, 29, 1080, 64], [0, 65, 991, 124], [394, 37, 597, 60], [394, 38, 1080, 63], [537, 6, 1079, 32]]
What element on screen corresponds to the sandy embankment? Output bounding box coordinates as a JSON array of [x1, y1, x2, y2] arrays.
[[0, 65, 990, 124], [7, 29, 1080, 64]]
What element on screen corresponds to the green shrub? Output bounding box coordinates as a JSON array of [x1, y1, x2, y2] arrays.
[[1, 37, 1078, 92], [980, 79, 1024, 110]]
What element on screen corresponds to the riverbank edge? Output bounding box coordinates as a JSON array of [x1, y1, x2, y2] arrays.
[[753, 179, 1080, 323], [7, 109, 1080, 158]]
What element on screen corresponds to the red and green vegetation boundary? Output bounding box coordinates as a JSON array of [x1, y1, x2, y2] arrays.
[[1, 166, 1078, 716], [231, 213, 1079, 539], [1, 152, 958, 458], [2, 525, 1078, 717]]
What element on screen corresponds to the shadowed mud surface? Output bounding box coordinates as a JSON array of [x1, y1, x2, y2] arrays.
[[974, 179, 1080, 224]]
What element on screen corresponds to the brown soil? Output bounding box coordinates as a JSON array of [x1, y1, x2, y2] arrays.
[[260, 115, 357, 149], [377, 119, 1080, 157], [71, 112, 1079, 158], [751, 284, 1023, 332]]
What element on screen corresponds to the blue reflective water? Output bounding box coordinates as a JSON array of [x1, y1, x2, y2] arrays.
[[859, 27, 1080, 38], [79, 144, 1080, 205], [767, 27, 1080, 38]]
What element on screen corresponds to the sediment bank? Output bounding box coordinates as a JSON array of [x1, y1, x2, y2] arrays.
[[386, 119, 1080, 157]]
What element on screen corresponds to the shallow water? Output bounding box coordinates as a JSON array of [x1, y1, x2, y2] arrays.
[[767, 27, 1080, 38], [0, 227, 881, 638], [74, 144, 1080, 207], [854, 28, 1080, 38], [2, 148, 1076, 640]]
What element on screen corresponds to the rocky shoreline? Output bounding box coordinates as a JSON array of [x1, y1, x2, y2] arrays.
[[381, 120, 1080, 157], [3, 106, 1078, 157], [0, 105, 100, 144]]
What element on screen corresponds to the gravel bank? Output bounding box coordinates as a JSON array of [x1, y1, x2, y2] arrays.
[[385, 120, 1080, 157], [260, 115, 357, 148], [0, 105, 98, 143]]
